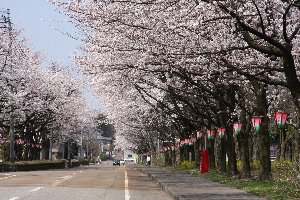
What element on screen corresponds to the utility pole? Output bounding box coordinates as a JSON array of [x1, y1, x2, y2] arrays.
[[86, 138, 89, 160], [9, 113, 14, 162], [2, 9, 15, 163], [67, 139, 71, 160], [80, 135, 83, 159], [49, 130, 53, 161]]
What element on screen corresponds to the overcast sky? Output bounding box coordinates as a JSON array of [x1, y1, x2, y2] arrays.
[[0, 0, 101, 111]]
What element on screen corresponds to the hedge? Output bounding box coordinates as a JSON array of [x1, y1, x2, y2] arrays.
[[0, 159, 89, 172]]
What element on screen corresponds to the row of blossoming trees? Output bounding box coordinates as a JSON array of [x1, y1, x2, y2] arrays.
[[0, 10, 98, 162], [51, 0, 300, 180]]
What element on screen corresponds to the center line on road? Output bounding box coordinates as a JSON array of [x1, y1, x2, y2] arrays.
[[125, 170, 130, 200], [30, 187, 43, 192], [9, 197, 19, 200]]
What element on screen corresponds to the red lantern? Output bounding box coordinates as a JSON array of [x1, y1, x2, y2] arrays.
[[207, 130, 214, 139], [196, 130, 202, 138], [251, 116, 262, 132], [217, 128, 226, 139], [179, 139, 183, 146], [16, 139, 24, 145], [233, 122, 243, 135], [274, 112, 288, 129]]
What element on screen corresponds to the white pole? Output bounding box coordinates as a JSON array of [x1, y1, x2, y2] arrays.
[[204, 135, 207, 149]]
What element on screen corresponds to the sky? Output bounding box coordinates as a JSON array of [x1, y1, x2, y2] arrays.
[[0, 0, 101, 111]]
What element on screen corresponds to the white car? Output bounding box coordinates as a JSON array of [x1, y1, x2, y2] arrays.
[[124, 158, 136, 163], [120, 160, 125, 165]]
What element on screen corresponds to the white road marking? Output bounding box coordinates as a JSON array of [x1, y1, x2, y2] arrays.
[[51, 175, 74, 186], [4, 174, 11, 176], [9, 197, 19, 200], [30, 187, 43, 192], [125, 170, 130, 200]]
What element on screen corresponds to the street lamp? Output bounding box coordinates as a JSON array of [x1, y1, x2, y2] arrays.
[[233, 122, 243, 136], [251, 116, 263, 132], [274, 112, 288, 129], [217, 128, 226, 139]]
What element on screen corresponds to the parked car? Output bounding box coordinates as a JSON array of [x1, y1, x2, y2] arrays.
[[113, 159, 120, 166], [120, 159, 125, 165]]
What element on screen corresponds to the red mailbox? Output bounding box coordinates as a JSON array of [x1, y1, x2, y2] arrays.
[[200, 149, 209, 173]]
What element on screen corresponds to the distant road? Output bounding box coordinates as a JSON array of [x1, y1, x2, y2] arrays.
[[0, 161, 172, 200]]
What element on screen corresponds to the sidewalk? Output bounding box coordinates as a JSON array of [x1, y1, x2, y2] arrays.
[[135, 165, 265, 200]]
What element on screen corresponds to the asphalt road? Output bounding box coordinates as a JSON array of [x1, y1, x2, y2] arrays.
[[0, 161, 172, 200]]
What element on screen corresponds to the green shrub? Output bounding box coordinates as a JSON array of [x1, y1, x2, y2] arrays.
[[15, 160, 65, 171], [177, 160, 196, 171], [271, 160, 293, 170], [251, 160, 260, 170], [235, 160, 260, 171], [13, 159, 89, 171], [152, 155, 165, 167]]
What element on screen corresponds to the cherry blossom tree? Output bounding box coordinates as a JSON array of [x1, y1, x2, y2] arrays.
[[50, 0, 299, 180], [0, 14, 98, 161]]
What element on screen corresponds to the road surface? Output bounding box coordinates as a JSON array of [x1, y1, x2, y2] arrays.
[[0, 161, 172, 200]]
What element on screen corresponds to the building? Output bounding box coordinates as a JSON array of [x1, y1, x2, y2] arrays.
[[123, 149, 137, 163]]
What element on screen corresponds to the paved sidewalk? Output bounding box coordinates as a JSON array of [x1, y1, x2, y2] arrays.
[[135, 166, 265, 200]]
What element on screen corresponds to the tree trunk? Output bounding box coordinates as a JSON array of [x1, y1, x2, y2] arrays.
[[180, 146, 184, 162], [294, 116, 300, 171], [191, 145, 195, 161], [258, 118, 272, 180], [237, 92, 251, 177], [194, 139, 200, 168], [251, 80, 272, 180], [208, 139, 216, 169], [237, 120, 251, 178], [226, 128, 239, 175], [219, 138, 227, 173]]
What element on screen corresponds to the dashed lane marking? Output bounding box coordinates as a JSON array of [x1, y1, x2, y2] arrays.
[[30, 187, 43, 192], [8, 197, 19, 200], [0, 173, 16, 180], [50, 175, 74, 186]]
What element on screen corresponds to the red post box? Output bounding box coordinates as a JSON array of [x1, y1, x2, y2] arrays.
[[200, 149, 209, 173]]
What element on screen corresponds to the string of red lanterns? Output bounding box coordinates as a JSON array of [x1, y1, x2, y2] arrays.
[[158, 112, 288, 153]]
